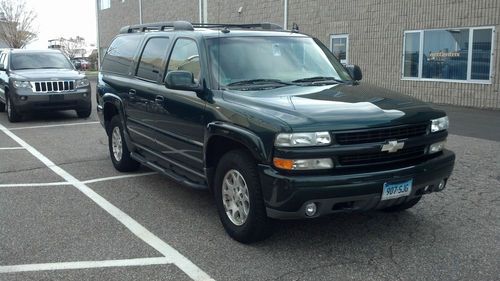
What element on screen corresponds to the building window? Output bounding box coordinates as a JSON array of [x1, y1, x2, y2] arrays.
[[330, 34, 349, 64], [402, 27, 495, 83], [99, 0, 111, 10]]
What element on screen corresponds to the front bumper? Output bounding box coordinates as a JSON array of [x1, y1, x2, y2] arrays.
[[260, 150, 455, 219], [10, 87, 91, 113]]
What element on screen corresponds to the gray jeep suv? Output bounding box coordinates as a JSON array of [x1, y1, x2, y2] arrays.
[[0, 49, 92, 122]]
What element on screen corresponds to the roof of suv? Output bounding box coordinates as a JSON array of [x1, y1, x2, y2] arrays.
[[119, 21, 309, 39], [10, 49, 63, 54]]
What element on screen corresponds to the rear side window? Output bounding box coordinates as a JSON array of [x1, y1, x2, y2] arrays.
[[136, 37, 170, 81], [101, 35, 142, 75]]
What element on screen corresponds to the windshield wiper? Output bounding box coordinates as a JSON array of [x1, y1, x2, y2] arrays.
[[226, 79, 294, 87], [292, 76, 345, 84], [39, 67, 64, 69]]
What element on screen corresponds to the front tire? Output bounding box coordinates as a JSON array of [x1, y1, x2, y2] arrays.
[[108, 115, 140, 172], [6, 95, 22, 122], [214, 150, 272, 243], [382, 196, 422, 212]]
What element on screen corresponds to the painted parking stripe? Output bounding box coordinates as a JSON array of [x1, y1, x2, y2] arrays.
[[0, 182, 70, 188], [0, 257, 170, 273], [82, 172, 158, 184], [0, 123, 215, 281], [9, 121, 99, 131], [0, 172, 157, 188], [0, 147, 25, 150]]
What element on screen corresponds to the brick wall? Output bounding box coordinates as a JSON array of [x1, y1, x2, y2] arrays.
[[98, 0, 500, 108]]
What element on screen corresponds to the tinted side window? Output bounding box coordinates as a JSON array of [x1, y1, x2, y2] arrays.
[[101, 35, 142, 75], [167, 39, 201, 81], [136, 37, 170, 81]]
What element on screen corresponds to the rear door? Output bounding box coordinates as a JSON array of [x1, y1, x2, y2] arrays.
[[126, 36, 171, 152], [153, 38, 206, 178]]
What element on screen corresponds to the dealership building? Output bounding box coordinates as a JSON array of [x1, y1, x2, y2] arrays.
[[96, 0, 499, 109]]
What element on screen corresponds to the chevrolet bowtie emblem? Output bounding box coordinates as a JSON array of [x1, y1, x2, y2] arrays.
[[381, 140, 404, 153]]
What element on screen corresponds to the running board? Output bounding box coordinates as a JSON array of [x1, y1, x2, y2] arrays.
[[130, 152, 208, 190]]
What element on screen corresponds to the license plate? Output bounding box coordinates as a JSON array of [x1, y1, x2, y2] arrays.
[[49, 94, 64, 102], [381, 179, 412, 201]]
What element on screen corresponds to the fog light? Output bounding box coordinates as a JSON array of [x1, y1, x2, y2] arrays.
[[20, 96, 27, 101], [437, 179, 446, 191], [429, 141, 446, 154], [83, 93, 88, 97], [423, 185, 430, 193], [305, 202, 317, 217]]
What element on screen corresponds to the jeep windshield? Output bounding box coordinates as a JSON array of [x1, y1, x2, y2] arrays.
[[10, 52, 74, 70], [207, 36, 352, 90]]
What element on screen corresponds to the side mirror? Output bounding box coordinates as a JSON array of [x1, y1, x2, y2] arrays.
[[165, 70, 201, 92], [346, 64, 362, 81], [0, 63, 5, 71]]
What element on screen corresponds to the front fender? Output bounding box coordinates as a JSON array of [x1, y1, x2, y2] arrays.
[[205, 121, 270, 164]]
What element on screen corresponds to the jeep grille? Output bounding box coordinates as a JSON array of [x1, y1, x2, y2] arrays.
[[31, 81, 75, 93]]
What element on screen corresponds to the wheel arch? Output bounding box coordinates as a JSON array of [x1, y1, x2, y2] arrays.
[[205, 122, 269, 189]]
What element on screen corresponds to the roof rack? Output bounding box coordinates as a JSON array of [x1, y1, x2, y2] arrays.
[[119, 21, 283, 34]]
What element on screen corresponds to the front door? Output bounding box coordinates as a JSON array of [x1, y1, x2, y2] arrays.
[[154, 38, 206, 179]]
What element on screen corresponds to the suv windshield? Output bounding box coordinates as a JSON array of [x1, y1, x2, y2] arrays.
[[207, 36, 352, 89], [10, 52, 74, 70]]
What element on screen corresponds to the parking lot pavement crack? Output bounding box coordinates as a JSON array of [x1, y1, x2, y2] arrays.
[[0, 166, 48, 175]]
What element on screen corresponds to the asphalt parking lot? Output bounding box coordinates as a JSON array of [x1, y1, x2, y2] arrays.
[[0, 84, 499, 281]]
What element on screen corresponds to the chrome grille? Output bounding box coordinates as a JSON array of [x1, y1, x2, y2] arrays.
[[31, 81, 75, 93]]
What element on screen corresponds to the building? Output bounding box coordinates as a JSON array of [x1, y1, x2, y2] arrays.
[[96, 0, 499, 109]]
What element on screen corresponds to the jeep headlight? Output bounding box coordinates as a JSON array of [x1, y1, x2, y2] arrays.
[[75, 78, 90, 88], [13, 80, 32, 89], [275, 132, 331, 147], [431, 116, 449, 133]]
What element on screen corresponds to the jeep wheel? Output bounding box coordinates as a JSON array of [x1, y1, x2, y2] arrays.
[[382, 196, 422, 212], [108, 115, 140, 172], [214, 150, 272, 243], [76, 105, 92, 118], [6, 95, 22, 122]]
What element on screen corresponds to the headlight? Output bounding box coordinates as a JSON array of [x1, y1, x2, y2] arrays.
[[13, 80, 32, 89], [76, 78, 90, 88], [275, 132, 331, 147], [431, 116, 449, 132], [273, 157, 334, 170]]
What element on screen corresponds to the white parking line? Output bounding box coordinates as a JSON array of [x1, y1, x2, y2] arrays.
[[0, 182, 70, 188], [0, 123, 215, 281], [0, 257, 170, 273], [0, 147, 25, 150], [82, 172, 158, 184], [9, 121, 99, 131]]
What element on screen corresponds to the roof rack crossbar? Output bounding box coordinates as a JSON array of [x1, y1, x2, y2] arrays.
[[119, 21, 283, 34]]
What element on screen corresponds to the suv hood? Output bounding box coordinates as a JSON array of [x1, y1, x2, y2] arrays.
[[10, 69, 84, 80], [222, 83, 446, 132]]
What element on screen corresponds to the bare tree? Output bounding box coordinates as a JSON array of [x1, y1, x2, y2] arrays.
[[0, 0, 38, 48], [59, 36, 87, 59]]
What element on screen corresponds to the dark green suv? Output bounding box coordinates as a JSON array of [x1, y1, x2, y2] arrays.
[[97, 21, 455, 243]]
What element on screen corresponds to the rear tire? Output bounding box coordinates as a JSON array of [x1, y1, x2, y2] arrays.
[[6, 95, 22, 122], [382, 196, 422, 212], [214, 150, 272, 243], [108, 115, 140, 172], [76, 104, 92, 118]]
